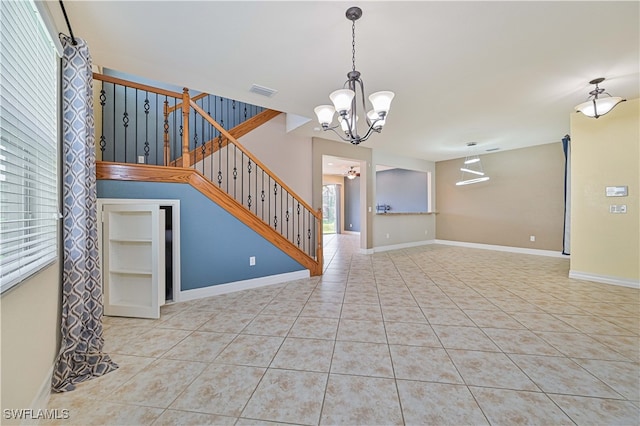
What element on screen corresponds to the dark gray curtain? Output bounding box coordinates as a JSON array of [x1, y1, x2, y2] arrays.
[[562, 135, 571, 255], [52, 36, 117, 392]]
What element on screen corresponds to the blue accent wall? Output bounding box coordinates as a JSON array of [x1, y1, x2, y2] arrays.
[[344, 176, 360, 232], [376, 168, 428, 212], [97, 180, 305, 291]]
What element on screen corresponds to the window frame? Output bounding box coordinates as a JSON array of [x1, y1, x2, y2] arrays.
[[0, 0, 61, 293]]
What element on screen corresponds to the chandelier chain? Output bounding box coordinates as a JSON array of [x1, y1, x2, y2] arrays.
[[351, 19, 356, 72]]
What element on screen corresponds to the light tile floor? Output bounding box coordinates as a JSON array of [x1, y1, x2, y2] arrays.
[[46, 234, 640, 425]]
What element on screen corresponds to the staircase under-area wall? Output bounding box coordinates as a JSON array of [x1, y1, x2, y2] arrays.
[[94, 72, 322, 297]]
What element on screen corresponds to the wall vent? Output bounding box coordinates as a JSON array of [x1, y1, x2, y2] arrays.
[[249, 84, 277, 98]]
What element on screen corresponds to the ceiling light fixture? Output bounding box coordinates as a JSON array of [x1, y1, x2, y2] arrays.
[[574, 77, 626, 118], [314, 6, 394, 145], [456, 143, 490, 186], [346, 166, 358, 180]]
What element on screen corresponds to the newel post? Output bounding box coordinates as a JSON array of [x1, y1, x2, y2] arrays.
[[315, 207, 323, 275], [181, 88, 191, 168]]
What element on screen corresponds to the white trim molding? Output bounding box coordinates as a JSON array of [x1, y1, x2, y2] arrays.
[[177, 270, 310, 302], [569, 270, 639, 289], [433, 239, 567, 258], [373, 239, 435, 253], [24, 364, 55, 425]]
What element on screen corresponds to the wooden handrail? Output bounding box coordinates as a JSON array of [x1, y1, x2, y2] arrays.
[[166, 92, 208, 114], [190, 100, 321, 221], [93, 73, 183, 99], [171, 109, 281, 167]]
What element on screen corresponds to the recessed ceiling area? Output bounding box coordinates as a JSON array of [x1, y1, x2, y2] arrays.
[[323, 156, 361, 177], [48, 1, 639, 162]]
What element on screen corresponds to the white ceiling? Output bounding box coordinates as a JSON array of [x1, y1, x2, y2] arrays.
[[48, 1, 639, 163]]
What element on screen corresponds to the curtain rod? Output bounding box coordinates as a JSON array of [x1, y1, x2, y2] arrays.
[[58, 0, 77, 45]]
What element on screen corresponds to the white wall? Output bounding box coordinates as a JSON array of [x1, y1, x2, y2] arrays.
[[239, 113, 313, 205]]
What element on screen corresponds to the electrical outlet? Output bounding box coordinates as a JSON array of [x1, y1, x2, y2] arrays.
[[530, 235, 535, 242], [386, 233, 390, 239], [249, 256, 256, 266], [137, 155, 145, 164]]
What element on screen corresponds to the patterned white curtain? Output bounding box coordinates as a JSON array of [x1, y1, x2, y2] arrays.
[[52, 36, 117, 392]]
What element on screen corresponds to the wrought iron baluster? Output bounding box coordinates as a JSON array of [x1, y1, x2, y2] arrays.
[[193, 127, 198, 163], [247, 158, 252, 209], [123, 87, 129, 162], [156, 93, 171, 166], [135, 89, 138, 162], [285, 194, 290, 239], [173, 98, 178, 163], [201, 111, 206, 175], [233, 147, 238, 199], [207, 95, 211, 143], [217, 135, 223, 187], [99, 84, 106, 156], [273, 181, 278, 230], [307, 211, 312, 254], [208, 120, 214, 182], [112, 83, 116, 161], [144, 93, 150, 163], [200, 104, 207, 176], [220, 97, 225, 134], [225, 98, 229, 132], [297, 202, 301, 247], [261, 171, 265, 221], [226, 135, 229, 193], [231, 100, 236, 128], [155, 93, 159, 165], [255, 162, 258, 215]]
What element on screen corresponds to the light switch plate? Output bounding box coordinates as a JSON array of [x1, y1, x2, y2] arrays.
[[606, 186, 628, 197]]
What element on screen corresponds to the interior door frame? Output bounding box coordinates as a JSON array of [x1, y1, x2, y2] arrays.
[[98, 198, 181, 304]]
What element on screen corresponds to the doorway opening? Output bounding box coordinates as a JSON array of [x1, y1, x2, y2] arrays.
[[322, 184, 340, 234], [159, 205, 173, 302]]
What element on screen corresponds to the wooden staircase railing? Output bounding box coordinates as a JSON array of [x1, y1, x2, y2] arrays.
[[93, 73, 323, 276]]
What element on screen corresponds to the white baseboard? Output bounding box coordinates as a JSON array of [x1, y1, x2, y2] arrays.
[[373, 239, 435, 253], [176, 270, 310, 302], [23, 364, 54, 425], [569, 270, 640, 289], [433, 239, 567, 258]]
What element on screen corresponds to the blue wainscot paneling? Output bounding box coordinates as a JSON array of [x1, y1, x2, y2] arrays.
[[97, 180, 305, 291]]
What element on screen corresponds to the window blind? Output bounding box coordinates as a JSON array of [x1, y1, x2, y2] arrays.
[[0, 0, 59, 293]]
